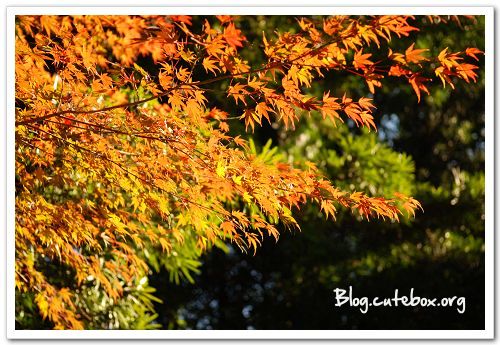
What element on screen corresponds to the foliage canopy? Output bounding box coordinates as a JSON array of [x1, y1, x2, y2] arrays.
[[15, 14, 482, 329]]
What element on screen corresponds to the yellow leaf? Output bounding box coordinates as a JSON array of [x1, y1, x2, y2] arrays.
[[243, 191, 253, 203], [216, 160, 226, 178], [232, 175, 243, 185]]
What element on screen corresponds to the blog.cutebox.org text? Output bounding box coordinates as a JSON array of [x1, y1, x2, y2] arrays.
[[333, 286, 466, 314]]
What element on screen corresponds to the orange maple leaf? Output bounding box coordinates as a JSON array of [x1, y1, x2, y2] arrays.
[[223, 22, 246, 49], [465, 47, 484, 61], [353, 50, 374, 70], [408, 73, 430, 103], [389, 65, 411, 77], [216, 15, 233, 24], [456, 63, 479, 83], [405, 43, 428, 64]]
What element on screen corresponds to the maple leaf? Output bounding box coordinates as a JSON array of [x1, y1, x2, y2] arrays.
[[408, 73, 430, 103], [353, 50, 374, 70], [359, 111, 377, 131], [241, 108, 260, 132], [438, 47, 462, 69], [158, 237, 171, 253], [219, 121, 230, 132], [321, 91, 342, 123], [364, 71, 383, 94], [228, 83, 248, 105], [232, 175, 243, 185], [169, 15, 192, 25], [220, 221, 236, 237], [320, 199, 337, 220], [297, 96, 319, 112], [216, 15, 233, 24], [465, 47, 484, 61], [358, 25, 380, 47], [242, 191, 253, 204], [358, 97, 376, 111], [223, 22, 246, 49], [456, 63, 479, 83], [295, 67, 313, 87], [205, 36, 226, 56], [202, 57, 220, 75], [389, 65, 411, 77], [405, 43, 428, 64], [216, 160, 226, 178], [158, 71, 173, 90], [388, 48, 406, 64], [394, 192, 423, 218], [390, 20, 419, 37], [255, 102, 272, 124], [435, 66, 455, 89], [233, 135, 247, 147]]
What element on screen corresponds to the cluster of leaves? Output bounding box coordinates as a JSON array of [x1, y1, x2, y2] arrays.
[[15, 15, 481, 329]]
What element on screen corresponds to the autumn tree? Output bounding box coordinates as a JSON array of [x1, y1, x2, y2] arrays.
[[14, 15, 482, 329]]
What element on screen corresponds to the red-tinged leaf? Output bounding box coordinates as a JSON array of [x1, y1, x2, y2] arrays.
[[391, 22, 419, 37], [465, 47, 484, 61], [297, 96, 319, 111], [223, 22, 246, 49], [389, 65, 411, 77], [63, 115, 74, 126]]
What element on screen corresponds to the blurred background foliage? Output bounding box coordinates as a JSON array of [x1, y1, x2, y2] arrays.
[[16, 15, 485, 330]]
